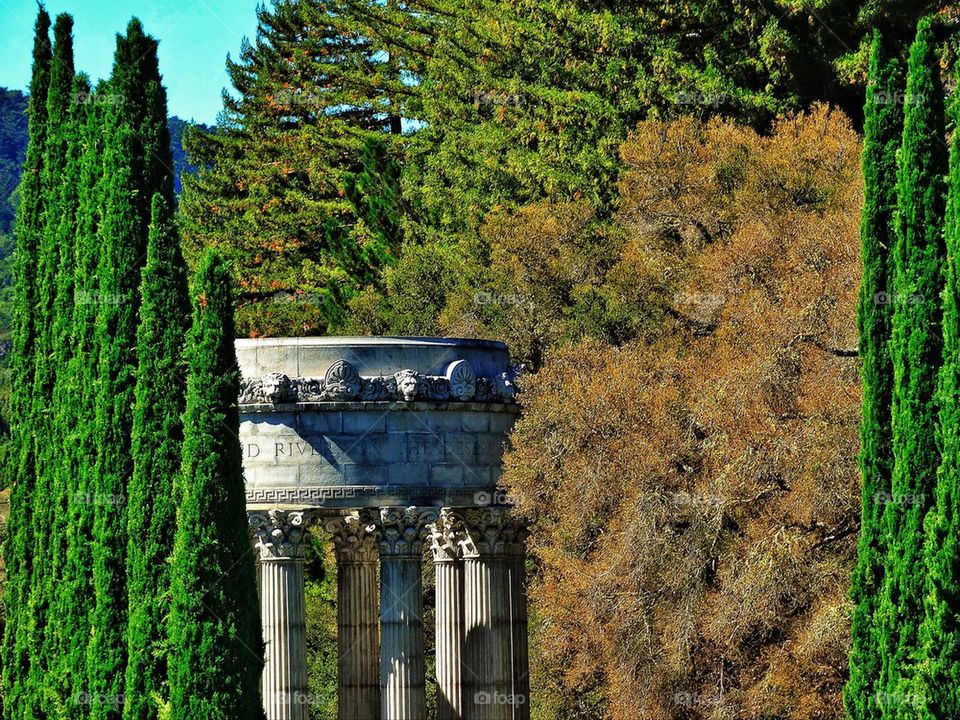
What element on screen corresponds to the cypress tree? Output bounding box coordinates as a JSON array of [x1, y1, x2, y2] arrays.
[[123, 194, 189, 720], [845, 30, 904, 720], [167, 251, 264, 720], [87, 21, 174, 719], [915, 65, 960, 720], [2, 9, 50, 719], [877, 16, 947, 715], [58, 75, 107, 712], [24, 16, 75, 717]]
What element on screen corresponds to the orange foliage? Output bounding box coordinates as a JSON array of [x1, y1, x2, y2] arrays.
[[503, 107, 862, 720]]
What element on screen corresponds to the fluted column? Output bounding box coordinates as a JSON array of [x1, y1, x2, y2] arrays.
[[324, 512, 381, 720], [461, 508, 530, 720], [249, 509, 317, 720], [371, 507, 438, 720], [429, 509, 467, 720]]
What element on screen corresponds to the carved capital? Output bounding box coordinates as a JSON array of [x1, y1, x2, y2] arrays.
[[323, 511, 378, 563], [248, 509, 319, 560], [368, 506, 439, 556], [427, 508, 467, 562], [460, 507, 528, 558]]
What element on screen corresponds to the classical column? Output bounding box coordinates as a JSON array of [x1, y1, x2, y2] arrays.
[[429, 509, 467, 720], [371, 506, 438, 720], [461, 508, 530, 720], [249, 509, 317, 720], [323, 512, 381, 720]]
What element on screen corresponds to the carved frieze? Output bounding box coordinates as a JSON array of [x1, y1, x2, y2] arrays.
[[239, 359, 522, 405]]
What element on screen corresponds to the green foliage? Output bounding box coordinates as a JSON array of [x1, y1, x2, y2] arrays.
[[57, 75, 106, 712], [845, 31, 903, 720], [878, 16, 947, 715], [179, 0, 402, 337], [914, 65, 960, 720], [304, 534, 337, 720], [167, 251, 264, 720], [124, 194, 189, 720], [88, 21, 174, 719], [2, 9, 50, 719], [25, 17, 76, 717]]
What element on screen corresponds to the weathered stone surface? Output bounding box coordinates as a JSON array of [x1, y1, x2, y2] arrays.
[[238, 338, 519, 509]]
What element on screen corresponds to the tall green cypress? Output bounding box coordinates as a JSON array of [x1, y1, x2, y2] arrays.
[[87, 21, 173, 719], [915, 67, 960, 720], [845, 30, 904, 720], [877, 16, 947, 717], [167, 251, 264, 720], [59, 75, 107, 713], [2, 9, 51, 720], [24, 16, 75, 717], [123, 194, 189, 720]]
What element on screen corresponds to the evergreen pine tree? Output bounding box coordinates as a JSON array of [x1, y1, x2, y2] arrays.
[[123, 194, 189, 720], [1, 9, 50, 719], [878, 16, 948, 715], [179, 0, 402, 336], [845, 30, 904, 720], [915, 63, 960, 720], [87, 20, 172, 720], [167, 251, 264, 720]]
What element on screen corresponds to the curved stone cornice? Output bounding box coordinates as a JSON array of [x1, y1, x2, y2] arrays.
[[248, 509, 319, 560], [239, 359, 521, 405], [323, 512, 378, 563], [427, 508, 467, 562], [367, 507, 439, 556], [460, 507, 528, 558]]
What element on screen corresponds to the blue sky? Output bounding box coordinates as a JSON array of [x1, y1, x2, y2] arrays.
[[0, 0, 262, 124]]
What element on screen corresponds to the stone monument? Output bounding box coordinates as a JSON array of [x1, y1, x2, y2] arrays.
[[238, 337, 529, 720]]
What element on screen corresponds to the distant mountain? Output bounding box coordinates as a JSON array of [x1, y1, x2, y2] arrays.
[[0, 90, 211, 232], [0, 89, 28, 235]]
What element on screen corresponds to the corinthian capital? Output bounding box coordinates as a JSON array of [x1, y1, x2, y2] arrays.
[[323, 511, 378, 563], [427, 508, 467, 562], [460, 507, 528, 558], [369, 506, 439, 556], [248, 509, 319, 560]]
